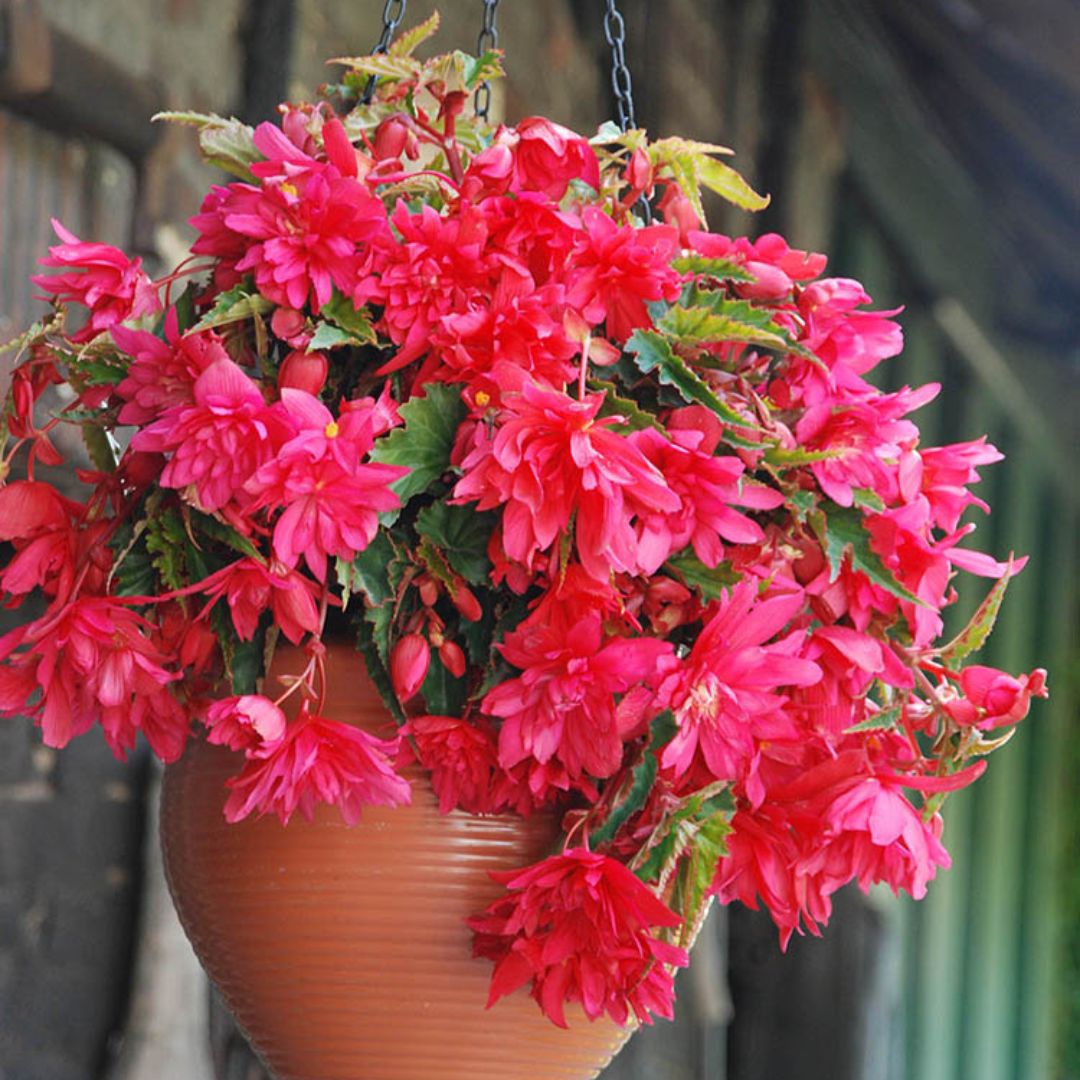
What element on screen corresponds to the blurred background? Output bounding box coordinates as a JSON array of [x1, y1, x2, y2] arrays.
[[0, 1, 1076, 1078]]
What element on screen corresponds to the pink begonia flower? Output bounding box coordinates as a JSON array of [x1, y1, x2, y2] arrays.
[[917, 437, 1004, 533], [797, 779, 951, 907], [658, 583, 820, 791], [401, 713, 504, 815], [511, 116, 601, 199], [31, 219, 161, 343], [452, 380, 680, 581], [131, 359, 285, 514], [204, 695, 287, 752], [468, 849, 687, 1028], [428, 289, 577, 401], [944, 665, 1048, 729], [245, 391, 406, 581], [688, 231, 828, 286], [566, 207, 682, 342], [483, 612, 672, 781], [0, 597, 186, 764], [113, 308, 230, 426], [371, 201, 499, 372], [0, 480, 82, 603], [483, 191, 581, 289], [629, 422, 784, 572], [196, 558, 321, 645], [224, 704, 411, 825]]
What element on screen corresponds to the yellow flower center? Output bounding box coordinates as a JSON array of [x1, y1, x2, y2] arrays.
[[324, 420, 339, 438], [474, 390, 491, 408]]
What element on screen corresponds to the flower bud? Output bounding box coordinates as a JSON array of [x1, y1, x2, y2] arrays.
[[450, 584, 482, 622], [278, 349, 328, 395], [391, 633, 430, 702], [438, 640, 466, 678], [374, 117, 410, 161]]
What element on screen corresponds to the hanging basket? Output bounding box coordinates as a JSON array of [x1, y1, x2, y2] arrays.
[[160, 642, 632, 1080]]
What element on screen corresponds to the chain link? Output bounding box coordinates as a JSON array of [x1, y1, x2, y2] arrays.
[[474, 0, 501, 121], [602, 0, 652, 223], [603, 0, 637, 132], [360, 0, 409, 105]]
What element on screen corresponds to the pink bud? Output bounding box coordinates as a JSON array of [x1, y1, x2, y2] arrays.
[[374, 117, 409, 162], [391, 633, 430, 702], [271, 307, 307, 344], [450, 584, 482, 622], [735, 260, 794, 301], [438, 640, 466, 678], [278, 350, 328, 395]]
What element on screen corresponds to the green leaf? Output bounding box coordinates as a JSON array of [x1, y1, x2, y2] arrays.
[[844, 704, 903, 734], [852, 487, 886, 513], [82, 425, 117, 473], [309, 322, 362, 350], [697, 155, 770, 212], [592, 382, 666, 433], [194, 285, 272, 332], [764, 446, 844, 466], [463, 49, 504, 89], [230, 632, 263, 695], [787, 488, 817, 520], [625, 329, 757, 436], [319, 290, 377, 344], [355, 617, 404, 722], [337, 531, 398, 610], [421, 653, 468, 716], [155, 113, 262, 181], [388, 11, 441, 56], [675, 809, 732, 945], [810, 504, 926, 607], [665, 551, 740, 602], [940, 567, 1015, 670], [591, 711, 677, 847], [108, 521, 155, 598], [415, 503, 494, 585], [370, 383, 466, 516], [633, 784, 734, 885], [144, 505, 190, 592], [188, 510, 264, 563], [671, 253, 755, 282], [659, 298, 791, 350]]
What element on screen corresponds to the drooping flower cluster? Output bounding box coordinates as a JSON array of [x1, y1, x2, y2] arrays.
[[0, 23, 1046, 1031]]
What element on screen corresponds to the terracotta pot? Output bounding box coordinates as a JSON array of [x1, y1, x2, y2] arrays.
[[160, 643, 633, 1080]]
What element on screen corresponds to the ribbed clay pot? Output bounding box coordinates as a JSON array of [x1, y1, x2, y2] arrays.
[[160, 643, 633, 1080]]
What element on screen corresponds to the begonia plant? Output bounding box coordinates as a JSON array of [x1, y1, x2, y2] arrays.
[[0, 17, 1048, 1031]]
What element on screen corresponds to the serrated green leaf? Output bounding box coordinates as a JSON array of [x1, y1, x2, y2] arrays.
[[415, 503, 494, 585], [164, 114, 264, 181], [852, 487, 886, 513], [370, 383, 466, 516], [787, 488, 817, 520], [591, 710, 677, 847], [765, 446, 844, 466], [389, 11, 441, 56], [332, 53, 421, 81], [82, 425, 117, 472], [337, 531, 398, 610], [464, 49, 504, 89], [659, 301, 790, 350], [940, 568, 1014, 670], [665, 551, 740, 601], [810, 504, 926, 607], [188, 511, 263, 563], [108, 520, 156, 598], [355, 615, 403, 722], [194, 285, 272, 332], [421, 652, 468, 716], [844, 704, 903, 734], [320, 290, 377, 344], [308, 322, 359, 350], [230, 633, 263, 694], [592, 383, 666, 433], [676, 810, 732, 945], [671, 253, 756, 282], [696, 155, 769, 212], [625, 329, 758, 438], [144, 506, 189, 592]]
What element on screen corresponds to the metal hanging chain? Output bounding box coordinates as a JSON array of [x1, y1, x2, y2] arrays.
[[474, 0, 501, 121], [360, 0, 409, 105], [603, 0, 637, 132], [603, 0, 652, 223]]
